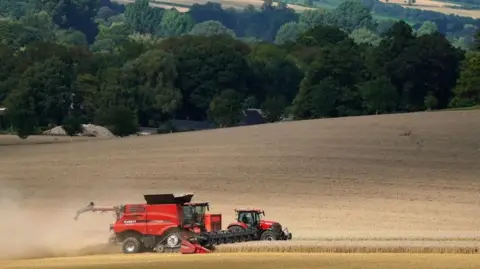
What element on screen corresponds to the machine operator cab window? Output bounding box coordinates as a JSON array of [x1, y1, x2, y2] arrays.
[[237, 210, 262, 227], [182, 203, 208, 226]]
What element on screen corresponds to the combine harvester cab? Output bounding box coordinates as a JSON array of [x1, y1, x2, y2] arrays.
[[74, 193, 269, 254]]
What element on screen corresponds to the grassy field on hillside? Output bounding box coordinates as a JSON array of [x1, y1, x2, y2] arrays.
[[115, 0, 313, 12], [379, 0, 480, 18], [0, 110, 479, 261], [114, 0, 480, 18]]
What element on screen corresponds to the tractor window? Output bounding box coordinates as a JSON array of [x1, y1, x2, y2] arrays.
[[253, 211, 262, 225], [238, 211, 261, 227], [238, 212, 251, 226]]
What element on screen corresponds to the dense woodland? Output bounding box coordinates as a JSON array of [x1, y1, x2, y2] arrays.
[[0, 0, 479, 138]]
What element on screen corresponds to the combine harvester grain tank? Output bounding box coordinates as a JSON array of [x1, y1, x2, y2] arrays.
[[74, 193, 292, 254]]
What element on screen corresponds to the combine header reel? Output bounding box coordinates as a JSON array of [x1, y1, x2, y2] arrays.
[[74, 193, 292, 255]]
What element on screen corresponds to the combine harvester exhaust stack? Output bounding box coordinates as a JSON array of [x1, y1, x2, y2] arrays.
[[74, 193, 292, 254]]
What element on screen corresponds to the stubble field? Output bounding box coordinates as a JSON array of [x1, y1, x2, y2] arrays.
[[115, 0, 313, 13], [379, 0, 480, 19], [1, 109, 480, 268]]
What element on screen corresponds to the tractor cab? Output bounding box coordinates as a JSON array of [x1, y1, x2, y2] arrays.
[[235, 209, 265, 228]]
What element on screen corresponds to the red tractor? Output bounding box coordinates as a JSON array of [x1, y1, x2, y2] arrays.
[[227, 209, 292, 241], [74, 193, 258, 254]]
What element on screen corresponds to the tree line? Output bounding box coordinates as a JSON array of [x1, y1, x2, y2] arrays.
[[0, 0, 479, 139], [279, 0, 480, 49]]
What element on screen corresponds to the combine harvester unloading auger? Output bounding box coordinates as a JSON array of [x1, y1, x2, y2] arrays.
[[74, 193, 292, 254]]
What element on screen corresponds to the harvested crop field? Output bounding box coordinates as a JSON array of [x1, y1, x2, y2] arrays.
[[115, 0, 313, 13], [1, 109, 480, 264], [379, 0, 480, 18], [2, 253, 480, 269]]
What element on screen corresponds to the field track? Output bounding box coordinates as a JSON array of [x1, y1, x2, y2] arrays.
[[1, 109, 480, 264]]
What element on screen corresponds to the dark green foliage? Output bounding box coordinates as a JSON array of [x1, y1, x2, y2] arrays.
[[158, 35, 252, 120], [63, 114, 84, 136], [449, 51, 480, 107], [208, 89, 243, 127], [359, 76, 398, 114], [475, 30, 480, 51], [6, 56, 76, 127], [189, 20, 235, 37], [124, 0, 163, 35], [95, 105, 138, 137], [0, 0, 475, 139], [4, 94, 37, 139], [330, 0, 377, 33]]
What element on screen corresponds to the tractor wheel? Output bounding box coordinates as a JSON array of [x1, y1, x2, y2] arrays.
[[260, 231, 276, 241], [122, 237, 142, 254]]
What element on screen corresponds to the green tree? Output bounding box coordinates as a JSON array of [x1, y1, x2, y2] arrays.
[[120, 49, 181, 124], [189, 20, 235, 37], [291, 38, 366, 119], [295, 24, 349, 47], [274, 22, 306, 45], [449, 51, 480, 108], [96, 6, 117, 21], [55, 29, 88, 47], [6, 56, 75, 127], [261, 95, 287, 122], [387, 32, 464, 110], [124, 0, 163, 34], [292, 77, 342, 119], [41, 0, 101, 43], [158, 35, 251, 120], [4, 91, 37, 139], [247, 42, 303, 119], [350, 27, 382, 46], [63, 114, 84, 137], [298, 9, 329, 29], [158, 9, 194, 37], [74, 73, 99, 122], [208, 89, 243, 127], [475, 29, 479, 51], [95, 105, 138, 136], [359, 76, 398, 114], [424, 91, 438, 110], [19, 11, 56, 42], [331, 0, 376, 33], [91, 22, 133, 52], [415, 21, 438, 36], [0, 19, 45, 49], [285, 24, 350, 67]]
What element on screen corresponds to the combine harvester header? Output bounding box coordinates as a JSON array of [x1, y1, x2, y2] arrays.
[[74, 193, 292, 254]]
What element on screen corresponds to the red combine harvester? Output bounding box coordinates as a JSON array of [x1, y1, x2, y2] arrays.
[[74, 193, 291, 254]]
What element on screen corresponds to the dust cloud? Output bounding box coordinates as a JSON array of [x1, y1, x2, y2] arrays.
[[0, 184, 116, 260]]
